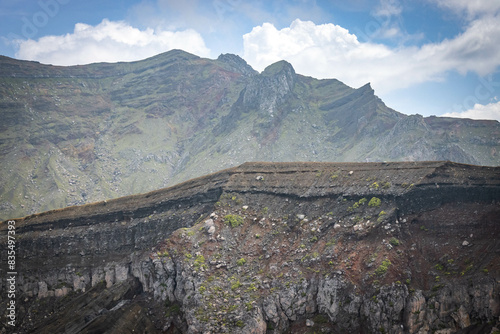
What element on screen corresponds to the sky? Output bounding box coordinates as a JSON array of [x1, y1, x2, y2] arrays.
[[1, 0, 500, 121]]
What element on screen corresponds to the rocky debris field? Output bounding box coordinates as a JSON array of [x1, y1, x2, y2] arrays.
[[1, 161, 499, 333]]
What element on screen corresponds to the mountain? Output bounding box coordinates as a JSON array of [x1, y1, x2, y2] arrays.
[[1, 161, 499, 333], [0, 49, 499, 220]]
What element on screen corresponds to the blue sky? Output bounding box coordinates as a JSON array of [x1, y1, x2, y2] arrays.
[[1, 0, 500, 121]]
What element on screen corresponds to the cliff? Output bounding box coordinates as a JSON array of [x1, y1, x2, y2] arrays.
[[1, 161, 499, 333]]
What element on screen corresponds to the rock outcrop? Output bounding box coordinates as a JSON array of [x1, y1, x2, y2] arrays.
[[1, 161, 499, 333]]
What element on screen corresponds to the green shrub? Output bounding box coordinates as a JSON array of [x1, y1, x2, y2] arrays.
[[389, 237, 400, 246], [349, 198, 368, 211], [194, 255, 205, 268], [368, 197, 381, 207], [377, 211, 387, 223], [224, 214, 244, 227], [236, 258, 247, 266], [375, 259, 391, 276]]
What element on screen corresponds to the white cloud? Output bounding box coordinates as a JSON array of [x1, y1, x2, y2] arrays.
[[243, 17, 500, 94], [373, 0, 402, 18], [14, 19, 210, 65], [442, 101, 500, 121], [369, 0, 406, 40], [431, 0, 500, 18]]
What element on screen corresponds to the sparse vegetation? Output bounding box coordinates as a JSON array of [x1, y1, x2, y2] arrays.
[[326, 238, 336, 247], [165, 303, 181, 317], [348, 197, 368, 211], [389, 237, 400, 246], [313, 314, 328, 324], [194, 255, 206, 269], [368, 197, 381, 207], [375, 259, 391, 276], [231, 280, 242, 290], [377, 210, 387, 223], [224, 214, 244, 228]]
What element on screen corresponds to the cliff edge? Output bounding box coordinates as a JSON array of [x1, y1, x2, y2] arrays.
[[1, 161, 499, 333]]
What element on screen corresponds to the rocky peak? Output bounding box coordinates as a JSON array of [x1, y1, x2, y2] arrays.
[[358, 82, 374, 93], [242, 60, 296, 114], [217, 53, 258, 76]]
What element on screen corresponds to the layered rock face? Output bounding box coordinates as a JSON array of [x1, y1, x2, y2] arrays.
[[1, 161, 499, 333]]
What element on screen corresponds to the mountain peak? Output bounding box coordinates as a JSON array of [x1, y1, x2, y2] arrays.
[[240, 59, 296, 115], [217, 53, 257, 76], [262, 60, 295, 77], [357, 82, 374, 94]]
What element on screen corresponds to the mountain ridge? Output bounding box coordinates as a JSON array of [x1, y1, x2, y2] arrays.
[[7, 160, 487, 223], [0, 49, 499, 220]]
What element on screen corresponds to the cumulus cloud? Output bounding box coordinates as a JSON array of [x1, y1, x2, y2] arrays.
[[14, 19, 210, 65], [442, 101, 500, 121], [243, 17, 500, 94]]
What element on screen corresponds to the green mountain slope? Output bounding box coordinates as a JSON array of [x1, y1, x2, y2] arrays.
[[0, 49, 499, 219]]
